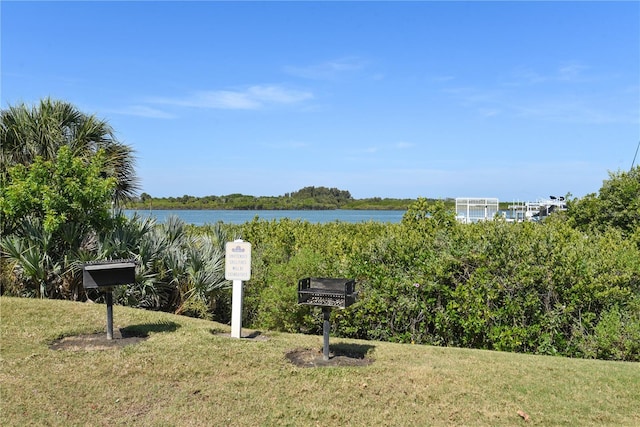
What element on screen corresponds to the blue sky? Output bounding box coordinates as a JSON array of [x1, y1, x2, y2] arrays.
[[2, 1, 639, 201]]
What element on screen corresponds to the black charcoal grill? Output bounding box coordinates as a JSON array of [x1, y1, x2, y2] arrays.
[[297, 277, 357, 360], [83, 260, 136, 339]]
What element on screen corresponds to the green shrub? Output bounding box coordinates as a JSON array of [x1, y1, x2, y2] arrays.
[[578, 303, 640, 361], [236, 208, 640, 361]]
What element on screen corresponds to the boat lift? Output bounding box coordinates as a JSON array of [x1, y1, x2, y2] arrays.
[[456, 196, 567, 223]]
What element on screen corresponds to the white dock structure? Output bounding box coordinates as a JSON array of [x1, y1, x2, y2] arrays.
[[507, 196, 567, 222], [455, 196, 567, 223], [455, 197, 500, 223]]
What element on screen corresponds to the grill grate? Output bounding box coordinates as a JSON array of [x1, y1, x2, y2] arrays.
[[297, 277, 357, 361], [297, 277, 357, 309], [81, 259, 136, 340], [82, 259, 136, 289]]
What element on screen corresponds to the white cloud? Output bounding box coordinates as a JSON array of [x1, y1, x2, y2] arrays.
[[442, 63, 637, 124], [557, 63, 589, 82], [108, 105, 176, 119], [508, 62, 590, 86], [478, 108, 501, 118], [263, 140, 311, 150], [284, 57, 367, 80], [190, 90, 260, 109], [430, 75, 456, 83], [149, 85, 313, 110], [443, 86, 504, 108], [394, 141, 415, 149], [247, 85, 313, 104]]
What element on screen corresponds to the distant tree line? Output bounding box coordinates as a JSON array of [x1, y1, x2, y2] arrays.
[[127, 186, 420, 210]]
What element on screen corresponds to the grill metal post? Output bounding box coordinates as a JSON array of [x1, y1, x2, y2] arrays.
[[106, 290, 114, 340], [82, 260, 136, 340], [297, 277, 356, 362], [323, 307, 331, 361]]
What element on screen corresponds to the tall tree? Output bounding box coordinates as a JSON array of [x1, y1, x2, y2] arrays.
[[1, 98, 139, 206], [568, 166, 640, 237]]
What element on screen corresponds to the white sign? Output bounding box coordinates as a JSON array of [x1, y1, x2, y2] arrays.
[[225, 240, 252, 281], [226, 240, 251, 338]]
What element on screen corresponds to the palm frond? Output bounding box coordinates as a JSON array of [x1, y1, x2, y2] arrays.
[[1, 98, 139, 204]]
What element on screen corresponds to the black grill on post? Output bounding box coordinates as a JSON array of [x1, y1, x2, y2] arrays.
[[298, 278, 357, 361], [83, 260, 136, 339]]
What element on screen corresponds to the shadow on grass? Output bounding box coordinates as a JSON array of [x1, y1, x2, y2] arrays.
[[208, 328, 269, 341], [120, 321, 180, 338], [329, 342, 375, 359], [244, 330, 264, 339]]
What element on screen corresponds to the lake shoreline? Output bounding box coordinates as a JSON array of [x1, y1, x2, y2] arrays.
[[125, 207, 407, 211], [123, 209, 407, 225]]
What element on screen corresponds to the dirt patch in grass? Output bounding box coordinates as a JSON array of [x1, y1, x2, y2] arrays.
[[49, 329, 148, 351], [285, 346, 374, 368], [49, 321, 179, 351]]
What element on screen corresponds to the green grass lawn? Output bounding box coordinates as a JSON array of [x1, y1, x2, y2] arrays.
[[1, 296, 638, 426]]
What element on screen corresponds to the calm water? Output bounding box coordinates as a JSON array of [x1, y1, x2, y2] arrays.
[[123, 209, 405, 225]]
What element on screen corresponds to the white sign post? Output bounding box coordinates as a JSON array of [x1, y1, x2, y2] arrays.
[[225, 240, 251, 338]]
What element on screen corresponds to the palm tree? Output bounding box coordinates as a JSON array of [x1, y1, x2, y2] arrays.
[[1, 98, 139, 205]]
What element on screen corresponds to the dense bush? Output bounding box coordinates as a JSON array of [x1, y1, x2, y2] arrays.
[[568, 166, 640, 238], [229, 200, 639, 362], [4, 191, 638, 361], [0, 146, 116, 299]]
